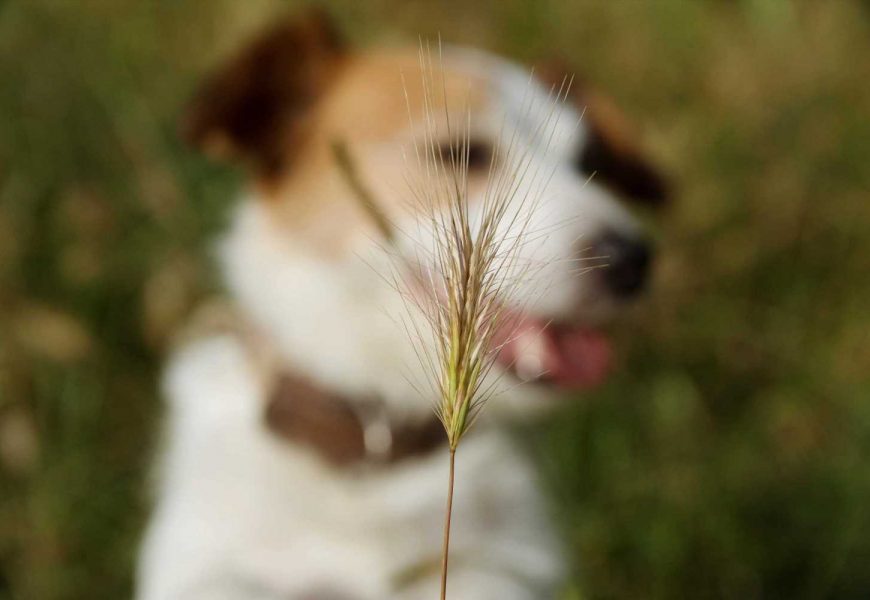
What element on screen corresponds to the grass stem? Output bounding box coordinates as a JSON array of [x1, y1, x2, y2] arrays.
[[440, 447, 456, 600]]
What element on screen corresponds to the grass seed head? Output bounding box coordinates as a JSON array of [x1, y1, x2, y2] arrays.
[[397, 42, 573, 450]]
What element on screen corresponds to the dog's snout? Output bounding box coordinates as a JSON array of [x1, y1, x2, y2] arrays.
[[594, 232, 653, 297]]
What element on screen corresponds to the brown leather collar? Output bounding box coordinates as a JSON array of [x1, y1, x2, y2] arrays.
[[265, 373, 446, 468]]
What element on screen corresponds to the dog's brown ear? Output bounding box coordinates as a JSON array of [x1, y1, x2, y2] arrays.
[[578, 90, 670, 207], [181, 8, 344, 176], [536, 60, 670, 207]]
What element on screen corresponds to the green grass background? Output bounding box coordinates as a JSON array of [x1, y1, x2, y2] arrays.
[[1, 1, 870, 598]]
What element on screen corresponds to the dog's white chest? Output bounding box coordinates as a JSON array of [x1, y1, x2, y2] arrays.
[[136, 334, 563, 599]]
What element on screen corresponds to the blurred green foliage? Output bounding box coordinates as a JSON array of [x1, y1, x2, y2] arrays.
[[1, 1, 869, 598]]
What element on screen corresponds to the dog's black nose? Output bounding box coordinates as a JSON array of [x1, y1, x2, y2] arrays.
[[594, 231, 653, 297]]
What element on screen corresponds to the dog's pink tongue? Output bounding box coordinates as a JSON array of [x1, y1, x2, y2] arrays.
[[546, 326, 612, 389], [500, 317, 613, 389]]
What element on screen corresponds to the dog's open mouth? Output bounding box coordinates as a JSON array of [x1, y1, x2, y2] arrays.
[[494, 312, 612, 389]]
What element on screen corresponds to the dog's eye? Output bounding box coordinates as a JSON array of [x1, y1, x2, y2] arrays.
[[464, 141, 492, 170], [436, 140, 492, 172]]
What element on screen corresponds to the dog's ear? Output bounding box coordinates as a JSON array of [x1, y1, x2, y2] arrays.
[[536, 60, 670, 207], [578, 90, 670, 207], [181, 8, 344, 176]]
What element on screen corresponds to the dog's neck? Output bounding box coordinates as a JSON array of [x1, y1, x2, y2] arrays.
[[265, 371, 445, 467], [182, 279, 446, 466], [219, 198, 434, 423]]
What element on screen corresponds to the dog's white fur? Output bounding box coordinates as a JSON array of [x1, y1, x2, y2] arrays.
[[137, 46, 644, 599]]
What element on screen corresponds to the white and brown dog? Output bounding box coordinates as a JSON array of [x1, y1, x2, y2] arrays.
[[136, 10, 668, 600]]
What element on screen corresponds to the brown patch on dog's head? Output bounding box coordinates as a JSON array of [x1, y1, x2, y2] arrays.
[[218, 42, 491, 255], [537, 60, 670, 207], [181, 8, 345, 177]]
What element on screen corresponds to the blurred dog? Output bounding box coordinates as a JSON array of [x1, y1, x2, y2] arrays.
[[136, 10, 667, 600]]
